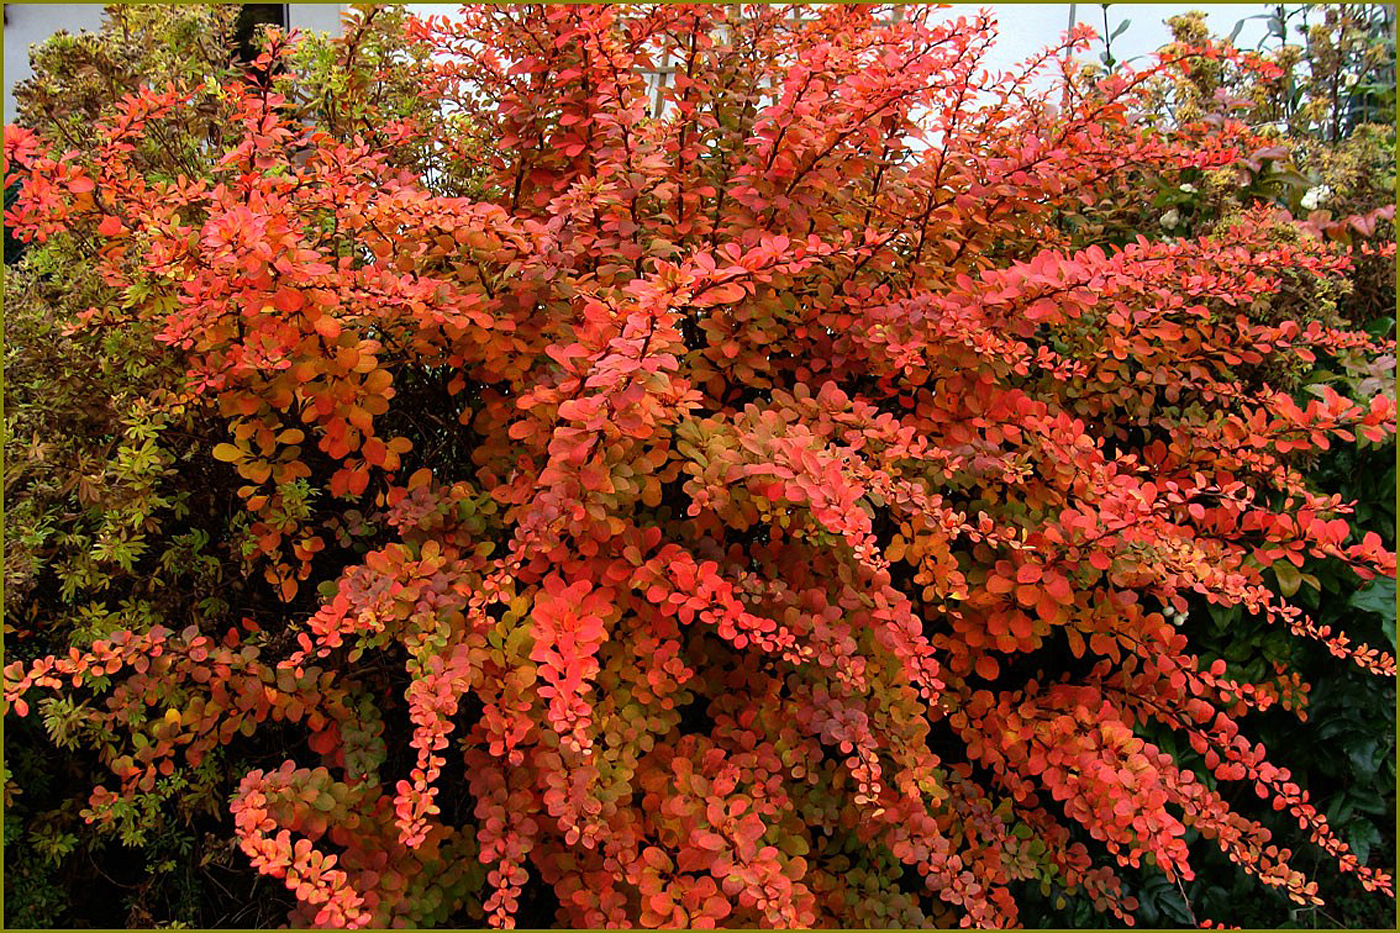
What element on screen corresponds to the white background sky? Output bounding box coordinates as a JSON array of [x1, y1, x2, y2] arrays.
[[939, 4, 1278, 67], [401, 3, 1282, 72], [6, 4, 1286, 122]]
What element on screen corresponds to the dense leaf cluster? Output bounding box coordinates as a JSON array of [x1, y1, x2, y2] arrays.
[[3, 4, 1394, 928]]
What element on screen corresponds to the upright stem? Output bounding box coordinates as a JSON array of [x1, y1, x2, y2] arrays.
[[1101, 3, 1116, 73]]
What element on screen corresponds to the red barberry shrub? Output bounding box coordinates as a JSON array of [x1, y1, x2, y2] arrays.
[[4, 5, 1395, 928]]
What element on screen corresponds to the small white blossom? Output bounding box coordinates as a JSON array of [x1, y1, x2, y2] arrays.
[[1344, 72, 1360, 89], [1300, 184, 1332, 211], [1178, 183, 1197, 194], [1159, 208, 1181, 230]]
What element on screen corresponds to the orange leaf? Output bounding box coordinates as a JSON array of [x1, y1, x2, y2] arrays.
[[212, 443, 244, 463]]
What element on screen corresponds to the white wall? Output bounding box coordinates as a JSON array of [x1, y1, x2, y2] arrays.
[[4, 3, 107, 123], [289, 4, 348, 37], [4, 3, 347, 124]]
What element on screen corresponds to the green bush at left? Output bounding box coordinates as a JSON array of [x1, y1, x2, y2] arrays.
[[2, 6, 455, 925]]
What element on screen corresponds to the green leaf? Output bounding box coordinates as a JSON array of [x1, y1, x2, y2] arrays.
[[1349, 577, 1396, 617], [1349, 578, 1396, 646], [1347, 737, 1382, 777], [1273, 560, 1303, 597], [1348, 820, 1381, 865]]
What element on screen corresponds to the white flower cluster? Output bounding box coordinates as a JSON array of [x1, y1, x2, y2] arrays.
[[1164, 604, 1188, 626], [1300, 185, 1333, 211]]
